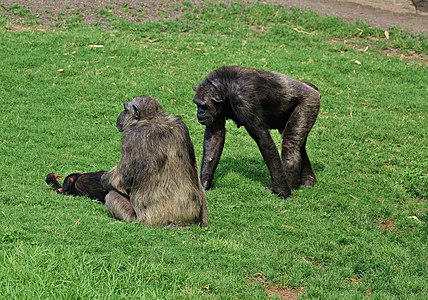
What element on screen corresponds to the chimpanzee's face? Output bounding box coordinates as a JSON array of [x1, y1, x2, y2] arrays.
[[193, 84, 223, 126], [116, 103, 132, 132], [116, 98, 142, 132]]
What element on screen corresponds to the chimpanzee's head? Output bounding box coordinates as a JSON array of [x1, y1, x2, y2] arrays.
[[193, 78, 224, 126], [116, 96, 163, 132]]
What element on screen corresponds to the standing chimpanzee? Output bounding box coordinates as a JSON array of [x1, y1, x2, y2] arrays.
[[193, 66, 320, 199], [45, 172, 108, 203], [101, 96, 208, 226]]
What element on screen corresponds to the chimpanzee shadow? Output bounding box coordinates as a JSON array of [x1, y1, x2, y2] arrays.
[[217, 157, 269, 185], [213, 156, 325, 189]]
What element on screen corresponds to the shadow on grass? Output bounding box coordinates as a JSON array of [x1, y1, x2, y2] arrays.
[[213, 156, 325, 187]]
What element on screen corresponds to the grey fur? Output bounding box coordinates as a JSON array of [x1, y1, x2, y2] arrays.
[[101, 96, 208, 226]]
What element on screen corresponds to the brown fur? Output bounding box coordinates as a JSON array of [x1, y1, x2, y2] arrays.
[[101, 96, 208, 226], [45, 172, 108, 202]]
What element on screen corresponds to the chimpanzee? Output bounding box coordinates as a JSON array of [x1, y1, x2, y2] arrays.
[[193, 66, 320, 198], [45, 172, 107, 202], [101, 96, 208, 226]]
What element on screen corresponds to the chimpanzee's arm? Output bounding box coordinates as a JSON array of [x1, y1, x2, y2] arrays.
[[101, 166, 127, 195], [201, 117, 226, 190]]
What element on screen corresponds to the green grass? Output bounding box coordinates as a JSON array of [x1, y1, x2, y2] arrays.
[[1, 3, 427, 299]]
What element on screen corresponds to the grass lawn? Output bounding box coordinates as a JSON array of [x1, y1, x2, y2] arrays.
[[0, 2, 427, 299]]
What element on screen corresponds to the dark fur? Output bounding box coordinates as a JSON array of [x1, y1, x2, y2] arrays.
[[193, 66, 320, 198], [101, 96, 208, 226], [45, 171, 108, 202], [412, 0, 428, 13]]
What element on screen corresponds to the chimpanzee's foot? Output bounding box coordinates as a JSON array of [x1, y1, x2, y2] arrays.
[[301, 175, 316, 187], [268, 182, 291, 199], [45, 173, 63, 193]]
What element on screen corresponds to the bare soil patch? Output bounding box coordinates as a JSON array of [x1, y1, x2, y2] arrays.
[[269, 0, 428, 33], [1, 0, 427, 33], [328, 36, 428, 65], [248, 273, 304, 300], [379, 218, 395, 230], [265, 284, 303, 300]]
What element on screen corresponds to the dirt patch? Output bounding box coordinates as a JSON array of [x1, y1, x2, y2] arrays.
[[248, 273, 304, 300], [328, 36, 428, 65], [268, 0, 428, 33], [265, 284, 303, 300], [383, 48, 428, 65], [0, 0, 201, 29], [378, 218, 395, 230], [1, 0, 427, 33]]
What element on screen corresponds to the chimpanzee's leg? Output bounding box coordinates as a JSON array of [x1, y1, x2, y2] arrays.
[[282, 97, 319, 189], [105, 190, 137, 222], [246, 126, 291, 198], [300, 141, 316, 187]]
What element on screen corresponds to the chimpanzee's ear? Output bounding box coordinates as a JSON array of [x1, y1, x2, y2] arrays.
[[132, 105, 140, 119], [211, 96, 223, 103]]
